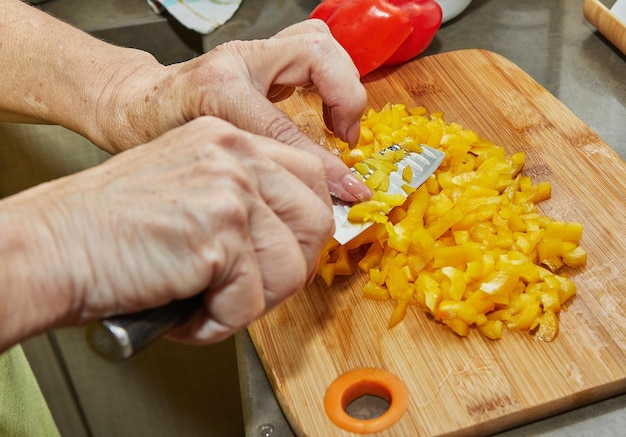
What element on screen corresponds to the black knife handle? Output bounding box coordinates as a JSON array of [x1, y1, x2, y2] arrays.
[[86, 295, 202, 361]]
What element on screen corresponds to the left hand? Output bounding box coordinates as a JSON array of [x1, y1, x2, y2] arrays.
[[2, 2, 371, 201], [97, 20, 370, 201]]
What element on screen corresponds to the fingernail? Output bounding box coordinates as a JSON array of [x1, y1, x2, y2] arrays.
[[347, 122, 361, 147], [343, 173, 373, 201], [323, 103, 334, 133]]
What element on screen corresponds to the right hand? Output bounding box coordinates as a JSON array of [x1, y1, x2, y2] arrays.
[[7, 117, 334, 345]]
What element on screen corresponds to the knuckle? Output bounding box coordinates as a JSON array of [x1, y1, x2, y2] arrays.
[[306, 18, 332, 35], [322, 208, 336, 235], [265, 115, 303, 146], [274, 256, 308, 299], [183, 115, 237, 142], [312, 205, 335, 239], [218, 195, 250, 226], [212, 40, 248, 58], [308, 154, 327, 177], [307, 32, 337, 58]]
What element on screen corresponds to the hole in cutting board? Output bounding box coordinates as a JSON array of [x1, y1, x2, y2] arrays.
[[345, 394, 391, 420], [324, 368, 409, 433]]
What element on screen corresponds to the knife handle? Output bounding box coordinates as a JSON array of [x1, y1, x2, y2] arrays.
[[86, 295, 202, 361]]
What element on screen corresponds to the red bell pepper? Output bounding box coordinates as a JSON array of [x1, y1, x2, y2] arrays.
[[310, 0, 442, 77], [383, 0, 442, 65]]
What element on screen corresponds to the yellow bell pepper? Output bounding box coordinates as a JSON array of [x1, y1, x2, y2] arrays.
[[318, 104, 587, 341]]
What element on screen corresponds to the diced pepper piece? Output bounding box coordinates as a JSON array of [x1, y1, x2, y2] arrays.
[[507, 294, 541, 331], [416, 273, 441, 315], [363, 280, 391, 300], [388, 299, 410, 328], [426, 206, 463, 240], [440, 266, 467, 301], [535, 309, 559, 342], [562, 245, 587, 267], [319, 263, 335, 286], [436, 300, 478, 324], [333, 246, 354, 276], [402, 164, 413, 183], [478, 320, 503, 340], [317, 104, 586, 342], [442, 318, 469, 336], [358, 243, 384, 273], [365, 169, 390, 191], [347, 200, 390, 223]]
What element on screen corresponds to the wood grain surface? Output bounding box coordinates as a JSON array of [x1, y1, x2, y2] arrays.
[[247, 49, 626, 436], [584, 0, 626, 55]]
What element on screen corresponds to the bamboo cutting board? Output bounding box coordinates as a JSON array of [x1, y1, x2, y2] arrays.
[[248, 49, 626, 436]]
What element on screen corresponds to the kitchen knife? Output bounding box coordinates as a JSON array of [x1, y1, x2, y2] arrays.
[[86, 145, 445, 361], [333, 145, 445, 245], [86, 295, 203, 361]]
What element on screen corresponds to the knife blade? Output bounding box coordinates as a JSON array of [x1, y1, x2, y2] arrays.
[[87, 144, 444, 361], [333, 145, 445, 244]]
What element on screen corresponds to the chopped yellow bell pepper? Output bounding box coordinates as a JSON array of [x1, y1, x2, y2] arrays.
[[318, 104, 587, 342], [347, 200, 390, 223], [363, 280, 390, 300]]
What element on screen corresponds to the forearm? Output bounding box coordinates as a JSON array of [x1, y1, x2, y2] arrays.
[[0, 199, 75, 352], [0, 0, 174, 153]]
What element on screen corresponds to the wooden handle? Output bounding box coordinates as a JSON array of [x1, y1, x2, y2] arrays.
[[583, 0, 626, 55], [86, 295, 202, 361]]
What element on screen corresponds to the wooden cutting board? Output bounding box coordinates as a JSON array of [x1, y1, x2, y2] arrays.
[[247, 49, 626, 436]]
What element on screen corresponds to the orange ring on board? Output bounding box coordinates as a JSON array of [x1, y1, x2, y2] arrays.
[[324, 368, 409, 434]]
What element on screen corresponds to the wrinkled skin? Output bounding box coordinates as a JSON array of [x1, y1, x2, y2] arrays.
[[96, 20, 370, 201], [0, 118, 334, 348], [1, 2, 370, 200], [0, 1, 372, 351]]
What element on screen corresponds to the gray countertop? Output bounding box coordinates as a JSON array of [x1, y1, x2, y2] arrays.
[[202, 1, 625, 436], [38, 0, 626, 435]]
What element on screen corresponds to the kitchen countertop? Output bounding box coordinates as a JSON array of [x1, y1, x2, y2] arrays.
[[201, 1, 626, 436], [37, 0, 626, 435]]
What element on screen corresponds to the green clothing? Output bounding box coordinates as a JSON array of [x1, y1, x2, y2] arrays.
[[0, 123, 104, 437], [0, 345, 60, 437], [0, 124, 104, 437]]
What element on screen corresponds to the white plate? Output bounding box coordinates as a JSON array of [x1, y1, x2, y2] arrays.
[[435, 0, 472, 23]]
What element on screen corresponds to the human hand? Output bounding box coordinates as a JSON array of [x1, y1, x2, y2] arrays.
[[2, 5, 370, 201], [4, 117, 334, 345], [98, 19, 371, 202]]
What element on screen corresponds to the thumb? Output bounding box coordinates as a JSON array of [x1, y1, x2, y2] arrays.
[[244, 96, 372, 202]]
